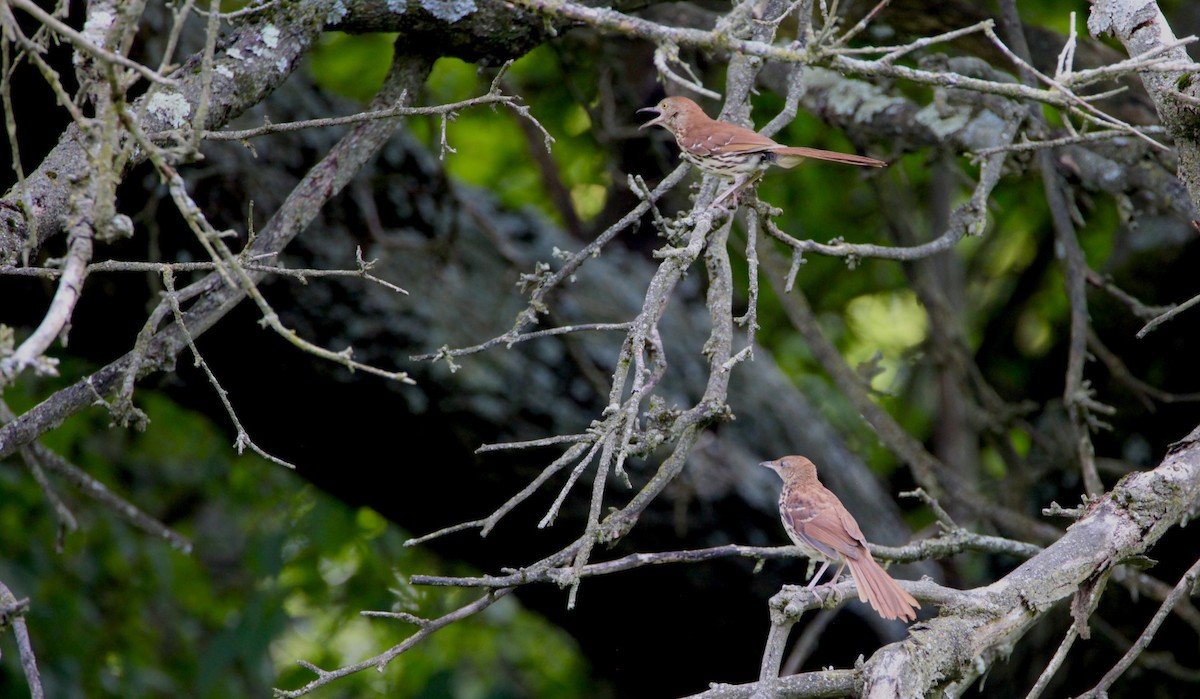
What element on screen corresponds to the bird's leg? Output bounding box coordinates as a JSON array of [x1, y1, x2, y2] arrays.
[[711, 171, 762, 209], [711, 175, 747, 209], [806, 562, 835, 610], [803, 559, 834, 608], [805, 560, 832, 590], [805, 560, 849, 609]]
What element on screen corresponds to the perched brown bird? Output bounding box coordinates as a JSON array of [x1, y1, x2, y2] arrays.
[[638, 96, 885, 207], [761, 455, 920, 622]]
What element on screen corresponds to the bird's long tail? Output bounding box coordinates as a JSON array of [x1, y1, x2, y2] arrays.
[[846, 554, 920, 621], [772, 146, 886, 169]]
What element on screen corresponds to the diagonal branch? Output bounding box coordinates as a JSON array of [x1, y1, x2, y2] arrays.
[[0, 49, 433, 462]]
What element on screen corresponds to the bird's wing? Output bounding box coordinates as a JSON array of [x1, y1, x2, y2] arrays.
[[806, 508, 868, 561], [681, 123, 778, 157], [834, 505, 872, 556], [781, 500, 863, 561]]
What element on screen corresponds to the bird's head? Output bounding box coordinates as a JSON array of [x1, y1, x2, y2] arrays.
[[637, 96, 704, 134], [759, 455, 819, 484]]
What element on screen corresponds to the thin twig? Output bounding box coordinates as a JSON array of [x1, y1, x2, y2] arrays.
[[1137, 291, 1200, 338], [275, 589, 515, 698], [830, 0, 891, 49], [0, 398, 192, 551], [1086, 268, 1173, 321], [1078, 556, 1200, 698], [409, 323, 631, 362], [508, 0, 1082, 108], [971, 126, 1167, 158], [409, 531, 1040, 588], [653, 44, 722, 99], [201, 92, 514, 140], [9, 0, 175, 86], [161, 269, 298, 469], [1024, 625, 1080, 699], [981, 23, 1167, 152], [0, 580, 44, 699]]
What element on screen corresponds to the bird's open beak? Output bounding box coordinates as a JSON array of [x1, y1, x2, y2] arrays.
[[637, 106, 664, 130]]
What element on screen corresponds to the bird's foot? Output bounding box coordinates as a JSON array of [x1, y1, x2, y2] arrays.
[[812, 582, 846, 609], [708, 193, 739, 212]]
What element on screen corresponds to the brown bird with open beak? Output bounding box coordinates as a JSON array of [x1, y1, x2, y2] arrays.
[[761, 455, 920, 622], [638, 95, 885, 207]]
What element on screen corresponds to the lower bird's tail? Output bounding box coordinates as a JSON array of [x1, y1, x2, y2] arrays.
[[772, 146, 886, 169], [846, 554, 920, 622]]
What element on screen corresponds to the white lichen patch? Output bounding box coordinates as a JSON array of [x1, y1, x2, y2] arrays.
[[421, 0, 477, 22], [227, 47, 245, 61], [802, 68, 905, 121], [327, 0, 349, 23], [914, 102, 971, 139], [215, 65, 234, 79], [387, 0, 408, 13], [82, 10, 116, 46], [827, 82, 906, 120], [146, 92, 192, 129], [261, 24, 280, 49], [75, 10, 116, 65]]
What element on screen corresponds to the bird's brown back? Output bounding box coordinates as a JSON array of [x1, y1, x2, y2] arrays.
[[776, 457, 870, 562], [676, 119, 785, 157]]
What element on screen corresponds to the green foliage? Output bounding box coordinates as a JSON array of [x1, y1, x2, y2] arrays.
[[310, 36, 610, 227], [0, 373, 590, 698], [418, 48, 611, 226], [1019, 1, 1093, 29], [308, 32, 398, 102], [843, 290, 928, 389]]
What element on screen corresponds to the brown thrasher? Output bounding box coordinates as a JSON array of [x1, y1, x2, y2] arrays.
[[761, 455, 920, 622], [638, 96, 886, 207]]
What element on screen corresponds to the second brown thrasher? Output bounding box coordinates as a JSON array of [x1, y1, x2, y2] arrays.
[[639, 96, 885, 207], [761, 455, 920, 622]]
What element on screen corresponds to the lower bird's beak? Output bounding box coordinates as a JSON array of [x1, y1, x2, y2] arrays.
[[637, 107, 663, 130]]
